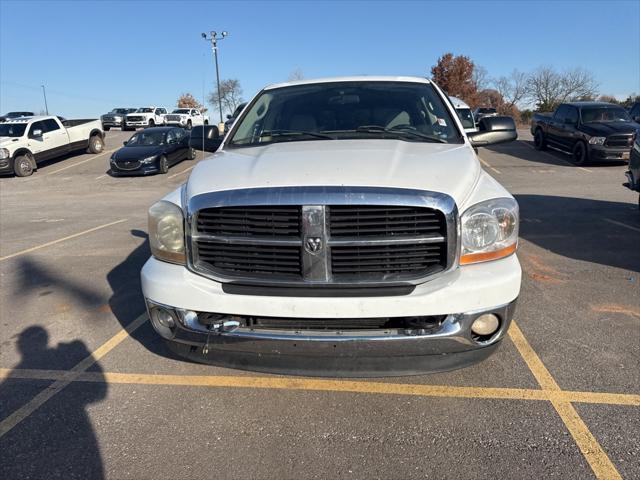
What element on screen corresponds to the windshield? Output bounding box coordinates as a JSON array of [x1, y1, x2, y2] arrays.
[[478, 108, 496, 114], [455, 108, 475, 129], [125, 131, 165, 146], [581, 106, 631, 123], [111, 109, 129, 114], [6, 112, 32, 118], [228, 81, 462, 147], [0, 124, 27, 137], [172, 109, 190, 114], [137, 108, 154, 113]]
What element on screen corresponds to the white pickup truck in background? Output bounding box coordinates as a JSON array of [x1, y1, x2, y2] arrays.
[[164, 108, 209, 130], [0, 115, 104, 176], [125, 107, 167, 130]]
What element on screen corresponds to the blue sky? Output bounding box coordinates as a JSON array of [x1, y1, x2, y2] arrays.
[[1, 0, 638, 118]]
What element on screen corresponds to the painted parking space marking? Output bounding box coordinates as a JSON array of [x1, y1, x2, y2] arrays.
[[1, 368, 638, 407], [0, 218, 127, 261], [40, 148, 118, 176], [0, 313, 147, 439], [168, 165, 195, 179], [478, 156, 502, 174], [508, 321, 622, 480], [603, 218, 640, 233], [520, 140, 593, 173]]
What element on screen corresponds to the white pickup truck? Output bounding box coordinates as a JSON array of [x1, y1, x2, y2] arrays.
[[164, 108, 209, 130], [141, 76, 521, 376], [0, 116, 104, 176], [125, 107, 167, 130]]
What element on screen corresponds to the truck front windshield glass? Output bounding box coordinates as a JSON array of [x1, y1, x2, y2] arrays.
[[112, 109, 129, 114], [456, 108, 475, 129], [0, 124, 27, 137], [581, 107, 631, 123], [126, 131, 165, 146], [228, 81, 463, 147], [137, 108, 154, 113]]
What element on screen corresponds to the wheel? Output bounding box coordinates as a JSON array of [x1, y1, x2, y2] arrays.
[[13, 154, 34, 177], [572, 141, 590, 166], [187, 147, 196, 160], [534, 129, 547, 150], [158, 155, 169, 174], [148, 120, 155, 128], [88, 135, 104, 154], [204, 120, 209, 125], [103, 126, 111, 131], [186, 120, 192, 130]]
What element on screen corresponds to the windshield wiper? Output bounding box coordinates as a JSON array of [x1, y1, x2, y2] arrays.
[[354, 125, 447, 143], [261, 129, 336, 140]]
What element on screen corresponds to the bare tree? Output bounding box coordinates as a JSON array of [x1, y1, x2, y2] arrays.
[[208, 79, 244, 116], [527, 66, 598, 111], [494, 70, 528, 108], [472, 65, 490, 92], [288, 68, 304, 81]]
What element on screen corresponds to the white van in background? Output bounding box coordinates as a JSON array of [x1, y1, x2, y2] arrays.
[[449, 96, 477, 133]]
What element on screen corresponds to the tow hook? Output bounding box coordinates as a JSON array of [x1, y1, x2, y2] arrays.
[[202, 320, 240, 355]]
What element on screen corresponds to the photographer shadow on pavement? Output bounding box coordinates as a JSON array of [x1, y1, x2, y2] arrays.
[[106, 229, 183, 360], [0, 326, 106, 479]]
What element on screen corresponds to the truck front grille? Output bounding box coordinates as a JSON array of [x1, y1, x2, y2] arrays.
[[127, 116, 143, 122], [189, 187, 456, 287], [605, 134, 633, 147], [166, 115, 182, 122]]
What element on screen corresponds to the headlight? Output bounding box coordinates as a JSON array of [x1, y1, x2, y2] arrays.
[[148, 201, 185, 264], [0, 148, 9, 159], [141, 156, 157, 164], [460, 198, 518, 265], [588, 136, 606, 145]]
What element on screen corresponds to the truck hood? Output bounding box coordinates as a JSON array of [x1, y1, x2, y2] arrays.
[[581, 122, 639, 136], [186, 139, 480, 206], [0, 137, 21, 147]]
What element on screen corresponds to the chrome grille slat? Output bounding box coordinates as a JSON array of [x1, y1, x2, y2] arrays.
[[187, 187, 458, 287]]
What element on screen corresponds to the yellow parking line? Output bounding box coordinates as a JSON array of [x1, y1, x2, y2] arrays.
[[478, 156, 502, 174], [0, 218, 127, 261], [41, 148, 118, 176], [591, 304, 640, 319], [1, 368, 638, 407], [0, 313, 147, 439], [508, 321, 622, 480]]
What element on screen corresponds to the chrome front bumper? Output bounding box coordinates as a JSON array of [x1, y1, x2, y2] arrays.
[[145, 298, 517, 377]]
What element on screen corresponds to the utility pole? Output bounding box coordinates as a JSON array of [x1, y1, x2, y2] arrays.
[[201, 31, 228, 125], [41, 85, 49, 115]]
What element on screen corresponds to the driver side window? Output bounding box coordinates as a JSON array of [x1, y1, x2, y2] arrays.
[[29, 121, 47, 138]]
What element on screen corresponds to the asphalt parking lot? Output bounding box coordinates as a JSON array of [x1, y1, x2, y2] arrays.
[[0, 128, 638, 479]]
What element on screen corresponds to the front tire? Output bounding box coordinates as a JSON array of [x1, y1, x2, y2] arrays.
[[13, 155, 34, 177], [572, 141, 590, 166], [148, 120, 155, 128], [158, 155, 169, 174], [534, 129, 547, 150], [88, 135, 104, 154], [186, 120, 192, 130], [103, 126, 111, 131]]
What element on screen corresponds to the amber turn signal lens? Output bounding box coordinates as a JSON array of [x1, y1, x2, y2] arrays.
[[460, 243, 517, 265]]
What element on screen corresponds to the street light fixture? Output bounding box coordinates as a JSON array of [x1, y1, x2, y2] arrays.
[[201, 30, 228, 125]]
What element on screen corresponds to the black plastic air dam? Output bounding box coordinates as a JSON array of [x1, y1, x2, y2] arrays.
[[165, 340, 500, 378]]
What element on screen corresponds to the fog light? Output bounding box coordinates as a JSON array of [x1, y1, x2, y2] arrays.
[[149, 306, 176, 339], [471, 313, 499, 336]]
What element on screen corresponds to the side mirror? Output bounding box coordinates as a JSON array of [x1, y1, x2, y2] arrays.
[[468, 116, 517, 147], [123, 141, 128, 146], [32, 129, 43, 138]]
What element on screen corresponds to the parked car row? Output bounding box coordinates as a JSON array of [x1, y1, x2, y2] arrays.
[[101, 107, 209, 131], [0, 115, 104, 176]]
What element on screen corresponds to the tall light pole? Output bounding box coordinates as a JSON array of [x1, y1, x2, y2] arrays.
[[41, 85, 49, 115], [201, 30, 228, 125]]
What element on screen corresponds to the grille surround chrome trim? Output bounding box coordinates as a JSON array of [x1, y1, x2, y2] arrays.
[[185, 186, 459, 287]]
